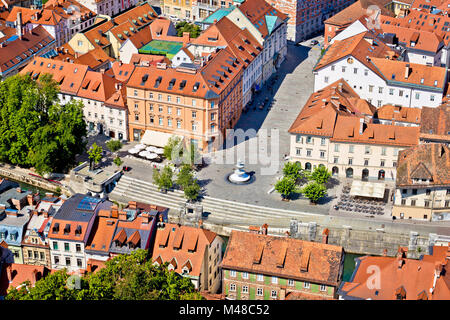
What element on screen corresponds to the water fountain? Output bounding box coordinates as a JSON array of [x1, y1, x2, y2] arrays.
[[227, 160, 253, 185]]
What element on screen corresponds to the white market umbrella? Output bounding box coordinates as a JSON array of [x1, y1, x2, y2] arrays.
[[139, 150, 149, 157], [128, 148, 139, 154], [146, 153, 158, 160], [154, 148, 164, 155], [135, 144, 147, 151]]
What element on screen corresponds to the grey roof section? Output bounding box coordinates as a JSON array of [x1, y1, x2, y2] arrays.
[[53, 193, 107, 222], [0, 207, 31, 227], [0, 188, 32, 209], [109, 227, 152, 254]]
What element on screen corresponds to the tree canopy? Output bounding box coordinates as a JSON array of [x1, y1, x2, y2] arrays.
[[0, 74, 87, 174], [274, 176, 298, 199], [310, 165, 331, 184], [175, 21, 201, 38], [153, 165, 174, 192], [302, 182, 327, 204], [6, 249, 204, 300]]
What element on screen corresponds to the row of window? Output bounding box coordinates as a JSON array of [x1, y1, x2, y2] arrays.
[[52, 241, 82, 253], [87, 112, 123, 126], [228, 282, 327, 296], [54, 255, 83, 268], [27, 250, 45, 261], [402, 188, 450, 195], [228, 270, 326, 290], [133, 91, 216, 109], [400, 199, 450, 208]]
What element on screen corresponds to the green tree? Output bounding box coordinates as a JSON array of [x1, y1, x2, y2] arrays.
[[113, 156, 123, 169], [153, 165, 173, 192], [0, 74, 86, 174], [274, 176, 298, 200], [175, 21, 201, 38], [282, 161, 302, 180], [88, 143, 103, 169], [163, 136, 182, 161], [176, 164, 194, 189], [106, 139, 123, 152], [182, 143, 201, 167], [6, 250, 204, 300], [184, 179, 201, 202], [310, 165, 331, 184], [302, 182, 327, 204]]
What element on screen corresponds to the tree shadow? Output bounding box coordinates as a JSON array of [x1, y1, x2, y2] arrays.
[[197, 178, 212, 188], [325, 177, 340, 189]]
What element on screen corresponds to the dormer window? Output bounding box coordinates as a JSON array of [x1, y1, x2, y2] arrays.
[[52, 223, 59, 233], [64, 224, 70, 235]]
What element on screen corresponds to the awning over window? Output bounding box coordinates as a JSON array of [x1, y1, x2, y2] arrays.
[[140, 130, 183, 148], [350, 180, 386, 199]]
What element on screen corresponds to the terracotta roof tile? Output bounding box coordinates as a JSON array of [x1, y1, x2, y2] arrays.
[[222, 230, 343, 286], [151, 223, 218, 277], [376, 104, 421, 125], [339, 247, 450, 300], [396, 143, 450, 187], [420, 104, 450, 143]]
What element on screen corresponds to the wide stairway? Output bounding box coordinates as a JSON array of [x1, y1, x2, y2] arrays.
[[108, 175, 322, 228]]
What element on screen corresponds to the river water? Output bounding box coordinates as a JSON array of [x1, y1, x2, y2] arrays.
[[0, 175, 55, 198]]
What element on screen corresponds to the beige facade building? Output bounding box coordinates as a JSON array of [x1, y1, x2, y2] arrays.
[[288, 79, 419, 181], [393, 143, 450, 221]]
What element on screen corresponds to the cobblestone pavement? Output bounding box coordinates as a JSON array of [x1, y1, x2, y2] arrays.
[[194, 41, 333, 213]]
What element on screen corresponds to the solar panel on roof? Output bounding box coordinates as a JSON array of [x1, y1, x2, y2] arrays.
[[77, 196, 101, 211]]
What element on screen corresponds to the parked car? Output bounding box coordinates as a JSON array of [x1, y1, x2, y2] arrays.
[[122, 166, 132, 172], [310, 40, 319, 46]]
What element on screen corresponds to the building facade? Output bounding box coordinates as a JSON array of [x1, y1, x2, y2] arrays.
[[151, 222, 224, 293], [221, 229, 344, 300], [393, 143, 450, 221]]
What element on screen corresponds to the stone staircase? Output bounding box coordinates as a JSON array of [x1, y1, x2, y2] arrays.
[[108, 175, 323, 228]]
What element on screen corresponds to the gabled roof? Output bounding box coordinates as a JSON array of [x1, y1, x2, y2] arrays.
[[314, 32, 397, 77], [238, 0, 287, 38], [289, 79, 375, 137], [331, 116, 419, 147], [151, 223, 218, 277], [76, 70, 123, 104], [369, 58, 446, 91], [376, 104, 421, 124], [396, 143, 450, 187], [325, 0, 393, 27], [222, 230, 343, 285]]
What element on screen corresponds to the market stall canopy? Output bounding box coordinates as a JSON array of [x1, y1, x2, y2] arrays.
[[350, 180, 385, 199], [140, 130, 183, 148]]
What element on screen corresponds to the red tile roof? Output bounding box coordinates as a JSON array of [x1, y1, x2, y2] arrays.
[[376, 104, 421, 125], [396, 143, 450, 187], [289, 79, 375, 136], [222, 230, 344, 286], [0, 263, 49, 296], [151, 223, 218, 278], [0, 25, 55, 74], [340, 247, 450, 300], [419, 103, 450, 143], [331, 115, 420, 147], [20, 56, 88, 95]]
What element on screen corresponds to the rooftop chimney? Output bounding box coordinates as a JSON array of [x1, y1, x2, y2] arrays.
[[338, 82, 343, 93], [118, 210, 127, 221], [322, 228, 329, 244], [16, 11, 23, 40], [111, 205, 118, 218], [27, 194, 34, 206], [6, 265, 12, 283], [128, 201, 137, 209], [198, 219, 203, 228], [359, 118, 365, 134], [405, 64, 410, 79]]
